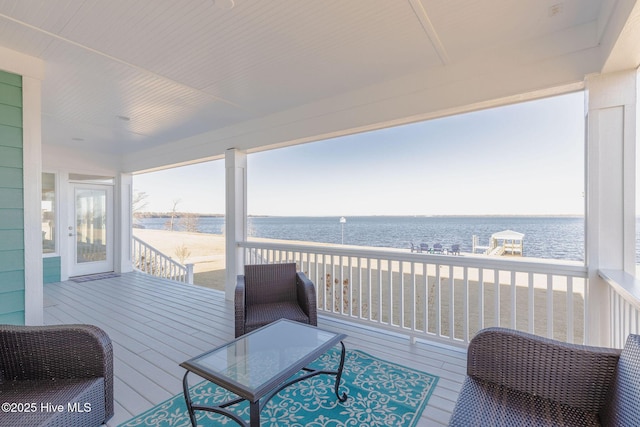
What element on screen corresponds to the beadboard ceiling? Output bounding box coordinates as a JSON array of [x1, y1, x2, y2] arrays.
[[0, 0, 636, 172]]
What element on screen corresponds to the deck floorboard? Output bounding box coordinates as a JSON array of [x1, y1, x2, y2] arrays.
[[44, 272, 465, 426]]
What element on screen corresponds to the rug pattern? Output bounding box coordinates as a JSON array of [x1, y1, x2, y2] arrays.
[[119, 349, 438, 427]]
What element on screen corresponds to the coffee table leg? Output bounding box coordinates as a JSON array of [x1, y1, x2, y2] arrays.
[[250, 401, 261, 427], [334, 341, 348, 402]]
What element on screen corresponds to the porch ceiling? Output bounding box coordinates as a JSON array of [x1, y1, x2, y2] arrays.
[[0, 0, 637, 172]]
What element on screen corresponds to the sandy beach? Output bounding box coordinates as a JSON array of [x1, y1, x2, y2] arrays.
[[132, 228, 585, 343], [133, 228, 227, 290]]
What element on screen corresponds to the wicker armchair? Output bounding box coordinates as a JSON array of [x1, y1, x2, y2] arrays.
[[235, 263, 317, 337], [449, 327, 640, 426], [0, 324, 114, 427]]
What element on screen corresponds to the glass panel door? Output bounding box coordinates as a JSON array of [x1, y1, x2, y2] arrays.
[[70, 184, 113, 276]]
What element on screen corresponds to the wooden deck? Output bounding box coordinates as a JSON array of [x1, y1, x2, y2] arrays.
[[43, 271, 466, 426]]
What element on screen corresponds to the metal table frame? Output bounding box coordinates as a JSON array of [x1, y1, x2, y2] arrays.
[[180, 319, 348, 427]]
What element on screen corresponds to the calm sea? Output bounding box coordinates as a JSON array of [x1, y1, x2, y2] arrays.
[[138, 216, 591, 262]]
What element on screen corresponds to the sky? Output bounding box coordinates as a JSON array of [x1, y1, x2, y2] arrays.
[[133, 91, 585, 216]]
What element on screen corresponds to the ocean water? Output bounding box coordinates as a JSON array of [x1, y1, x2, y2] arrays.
[[138, 216, 587, 262]]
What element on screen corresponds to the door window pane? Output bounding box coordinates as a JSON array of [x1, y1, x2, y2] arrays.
[[76, 189, 107, 263]]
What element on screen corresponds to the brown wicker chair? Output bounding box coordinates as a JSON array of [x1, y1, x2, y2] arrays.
[[0, 324, 114, 427], [235, 263, 317, 337], [449, 327, 640, 426]]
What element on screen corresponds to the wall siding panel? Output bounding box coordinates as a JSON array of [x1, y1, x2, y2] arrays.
[[0, 312, 24, 324], [0, 188, 23, 209], [0, 124, 22, 148], [0, 250, 24, 272], [43, 256, 61, 284], [0, 230, 24, 251], [0, 84, 22, 107], [0, 167, 22, 187], [0, 270, 25, 292], [0, 209, 23, 229], [0, 71, 22, 87], [0, 290, 24, 314], [0, 146, 22, 167], [0, 104, 21, 128], [0, 69, 24, 325]]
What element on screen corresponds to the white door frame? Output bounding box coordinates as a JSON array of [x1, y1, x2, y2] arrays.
[[68, 183, 114, 277]]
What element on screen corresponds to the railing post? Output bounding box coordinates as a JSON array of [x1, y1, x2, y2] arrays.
[[186, 263, 194, 284]]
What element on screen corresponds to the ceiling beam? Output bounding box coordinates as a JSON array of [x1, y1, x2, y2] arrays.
[[408, 0, 450, 65]]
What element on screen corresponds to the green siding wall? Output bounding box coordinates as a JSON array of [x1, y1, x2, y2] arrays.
[[0, 70, 23, 325], [43, 257, 61, 284]]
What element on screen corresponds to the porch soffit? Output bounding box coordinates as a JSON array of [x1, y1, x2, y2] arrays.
[[0, 0, 632, 172]]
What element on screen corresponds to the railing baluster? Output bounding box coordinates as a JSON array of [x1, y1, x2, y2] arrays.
[[463, 267, 469, 343], [494, 269, 500, 327], [366, 258, 372, 321], [510, 270, 516, 329], [547, 274, 554, 339], [435, 263, 441, 336], [235, 241, 588, 347], [357, 257, 362, 318], [388, 259, 393, 326], [331, 255, 336, 313], [400, 260, 405, 329], [410, 261, 416, 332], [132, 236, 191, 284], [567, 276, 574, 343], [448, 265, 454, 341], [478, 268, 484, 332], [423, 262, 428, 334], [377, 260, 382, 324], [322, 254, 327, 312], [528, 272, 534, 333], [348, 255, 353, 317]]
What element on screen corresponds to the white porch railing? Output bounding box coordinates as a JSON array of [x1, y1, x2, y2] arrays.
[[599, 269, 640, 348], [132, 236, 194, 284], [240, 241, 588, 348]]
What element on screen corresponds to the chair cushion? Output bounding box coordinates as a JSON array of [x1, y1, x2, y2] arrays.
[[0, 377, 106, 427], [449, 377, 601, 427], [245, 302, 310, 332]]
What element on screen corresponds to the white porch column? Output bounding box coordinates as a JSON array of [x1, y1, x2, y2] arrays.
[[115, 172, 133, 274], [585, 69, 638, 346], [225, 149, 247, 300], [23, 76, 43, 325]]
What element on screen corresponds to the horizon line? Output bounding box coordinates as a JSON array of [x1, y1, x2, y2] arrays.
[[136, 212, 586, 218]]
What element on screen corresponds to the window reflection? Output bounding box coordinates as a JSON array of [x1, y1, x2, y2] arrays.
[[42, 173, 56, 254]]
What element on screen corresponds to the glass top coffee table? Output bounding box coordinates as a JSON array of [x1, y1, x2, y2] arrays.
[[180, 319, 348, 427]]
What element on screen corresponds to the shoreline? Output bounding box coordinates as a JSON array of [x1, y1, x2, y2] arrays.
[[132, 228, 584, 289], [132, 228, 585, 342], [135, 215, 588, 263], [136, 213, 586, 218]]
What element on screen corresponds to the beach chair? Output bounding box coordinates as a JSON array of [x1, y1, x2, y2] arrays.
[[433, 243, 443, 253], [410, 242, 419, 252], [235, 263, 317, 337], [420, 243, 429, 253], [450, 244, 460, 255]]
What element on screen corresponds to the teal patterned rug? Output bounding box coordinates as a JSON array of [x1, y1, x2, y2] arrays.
[[119, 349, 438, 427]]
